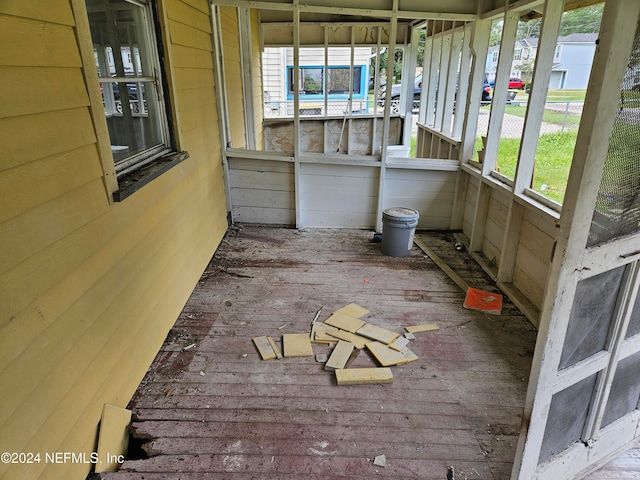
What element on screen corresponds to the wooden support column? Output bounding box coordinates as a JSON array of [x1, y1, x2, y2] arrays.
[[375, 0, 398, 233], [433, 32, 451, 131], [441, 29, 462, 137], [238, 7, 256, 150], [210, 5, 234, 220], [482, 9, 518, 174], [425, 34, 441, 127], [293, 0, 301, 228], [498, 0, 565, 284], [452, 23, 472, 139], [459, 18, 490, 163], [469, 9, 518, 255], [418, 22, 432, 126], [514, 0, 564, 195], [371, 26, 382, 154], [402, 25, 421, 146]]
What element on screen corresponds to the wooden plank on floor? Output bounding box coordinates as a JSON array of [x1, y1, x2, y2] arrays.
[[366, 341, 414, 366], [95, 404, 132, 473], [252, 336, 277, 360], [335, 367, 394, 385], [405, 323, 440, 333], [332, 302, 370, 318], [324, 340, 354, 371], [389, 335, 410, 351], [356, 323, 400, 344], [324, 312, 366, 333], [282, 333, 313, 357], [414, 238, 470, 292], [267, 336, 282, 359], [325, 329, 371, 349]]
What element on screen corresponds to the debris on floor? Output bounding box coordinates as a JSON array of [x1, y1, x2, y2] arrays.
[[336, 367, 394, 385], [463, 287, 503, 315], [414, 238, 503, 315], [252, 336, 278, 360], [404, 323, 439, 334], [324, 340, 355, 371], [373, 454, 387, 467], [251, 302, 439, 386], [282, 333, 314, 357]]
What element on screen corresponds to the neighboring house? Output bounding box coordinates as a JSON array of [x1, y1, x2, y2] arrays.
[[486, 33, 597, 89], [550, 33, 598, 89], [262, 46, 372, 116]]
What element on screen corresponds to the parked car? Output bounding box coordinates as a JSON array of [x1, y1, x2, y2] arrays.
[[378, 73, 492, 113], [508, 77, 525, 89], [377, 74, 422, 113], [481, 74, 492, 103]]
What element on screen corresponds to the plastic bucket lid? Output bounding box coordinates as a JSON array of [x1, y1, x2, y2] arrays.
[[383, 207, 419, 221]]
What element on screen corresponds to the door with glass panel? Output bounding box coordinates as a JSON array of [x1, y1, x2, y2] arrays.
[[512, 2, 640, 478]]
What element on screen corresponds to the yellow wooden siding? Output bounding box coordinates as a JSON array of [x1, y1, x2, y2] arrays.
[[0, 67, 89, 119], [220, 6, 247, 149], [1, 108, 98, 172], [0, 0, 227, 478], [251, 8, 264, 150], [1, 0, 74, 26]]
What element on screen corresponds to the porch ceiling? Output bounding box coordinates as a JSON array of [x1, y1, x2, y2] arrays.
[[255, 0, 605, 46]]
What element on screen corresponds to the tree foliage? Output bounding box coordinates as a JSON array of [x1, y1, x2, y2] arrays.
[[517, 4, 604, 41]]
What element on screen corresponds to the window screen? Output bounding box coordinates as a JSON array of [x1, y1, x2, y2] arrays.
[[588, 18, 640, 246]]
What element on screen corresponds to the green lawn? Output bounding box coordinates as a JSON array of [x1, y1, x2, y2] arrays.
[[502, 104, 582, 129], [503, 88, 587, 104], [474, 130, 578, 203]]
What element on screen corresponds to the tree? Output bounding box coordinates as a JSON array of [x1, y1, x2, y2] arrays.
[[558, 4, 604, 36], [517, 4, 604, 42]]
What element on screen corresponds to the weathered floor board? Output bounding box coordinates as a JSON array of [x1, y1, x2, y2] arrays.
[[94, 227, 638, 479]]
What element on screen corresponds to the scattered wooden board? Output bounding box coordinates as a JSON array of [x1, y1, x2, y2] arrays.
[[389, 335, 410, 352], [311, 322, 339, 343], [325, 341, 355, 371], [312, 331, 339, 344], [366, 341, 414, 367], [405, 324, 439, 333], [401, 347, 419, 364], [267, 336, 282, 359], [326, 329, 371, 349], [335, 367, 394, 385], [413, 239, 470, 292], [283, 333, 314, 357], [357, 323, 400, 344], [94, 405, 131, 473], [253, 336, 278, 360], [324, 312, 366, 333], [333, 302, 369, 319]]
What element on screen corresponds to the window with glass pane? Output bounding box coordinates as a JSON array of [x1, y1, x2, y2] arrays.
[[87, 0, 171, 176], [327, 67, 362, 94], [288, 68, 324, 94]]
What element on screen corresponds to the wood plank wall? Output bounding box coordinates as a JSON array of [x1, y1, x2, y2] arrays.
[[228, 158, 296, 224], [0, 0, 228, 478], [459, 171, 556, 312]]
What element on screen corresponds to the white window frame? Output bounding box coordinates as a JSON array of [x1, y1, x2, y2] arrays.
[[514, 47, 522, 61], [554, 44, 562, 62], [88, 0, 173, 180]]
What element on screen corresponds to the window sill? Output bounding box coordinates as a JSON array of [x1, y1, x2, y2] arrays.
[[113, 151, 189, 202]]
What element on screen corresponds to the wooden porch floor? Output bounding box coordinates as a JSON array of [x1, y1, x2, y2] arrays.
[[98, 226, 638, 479]]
